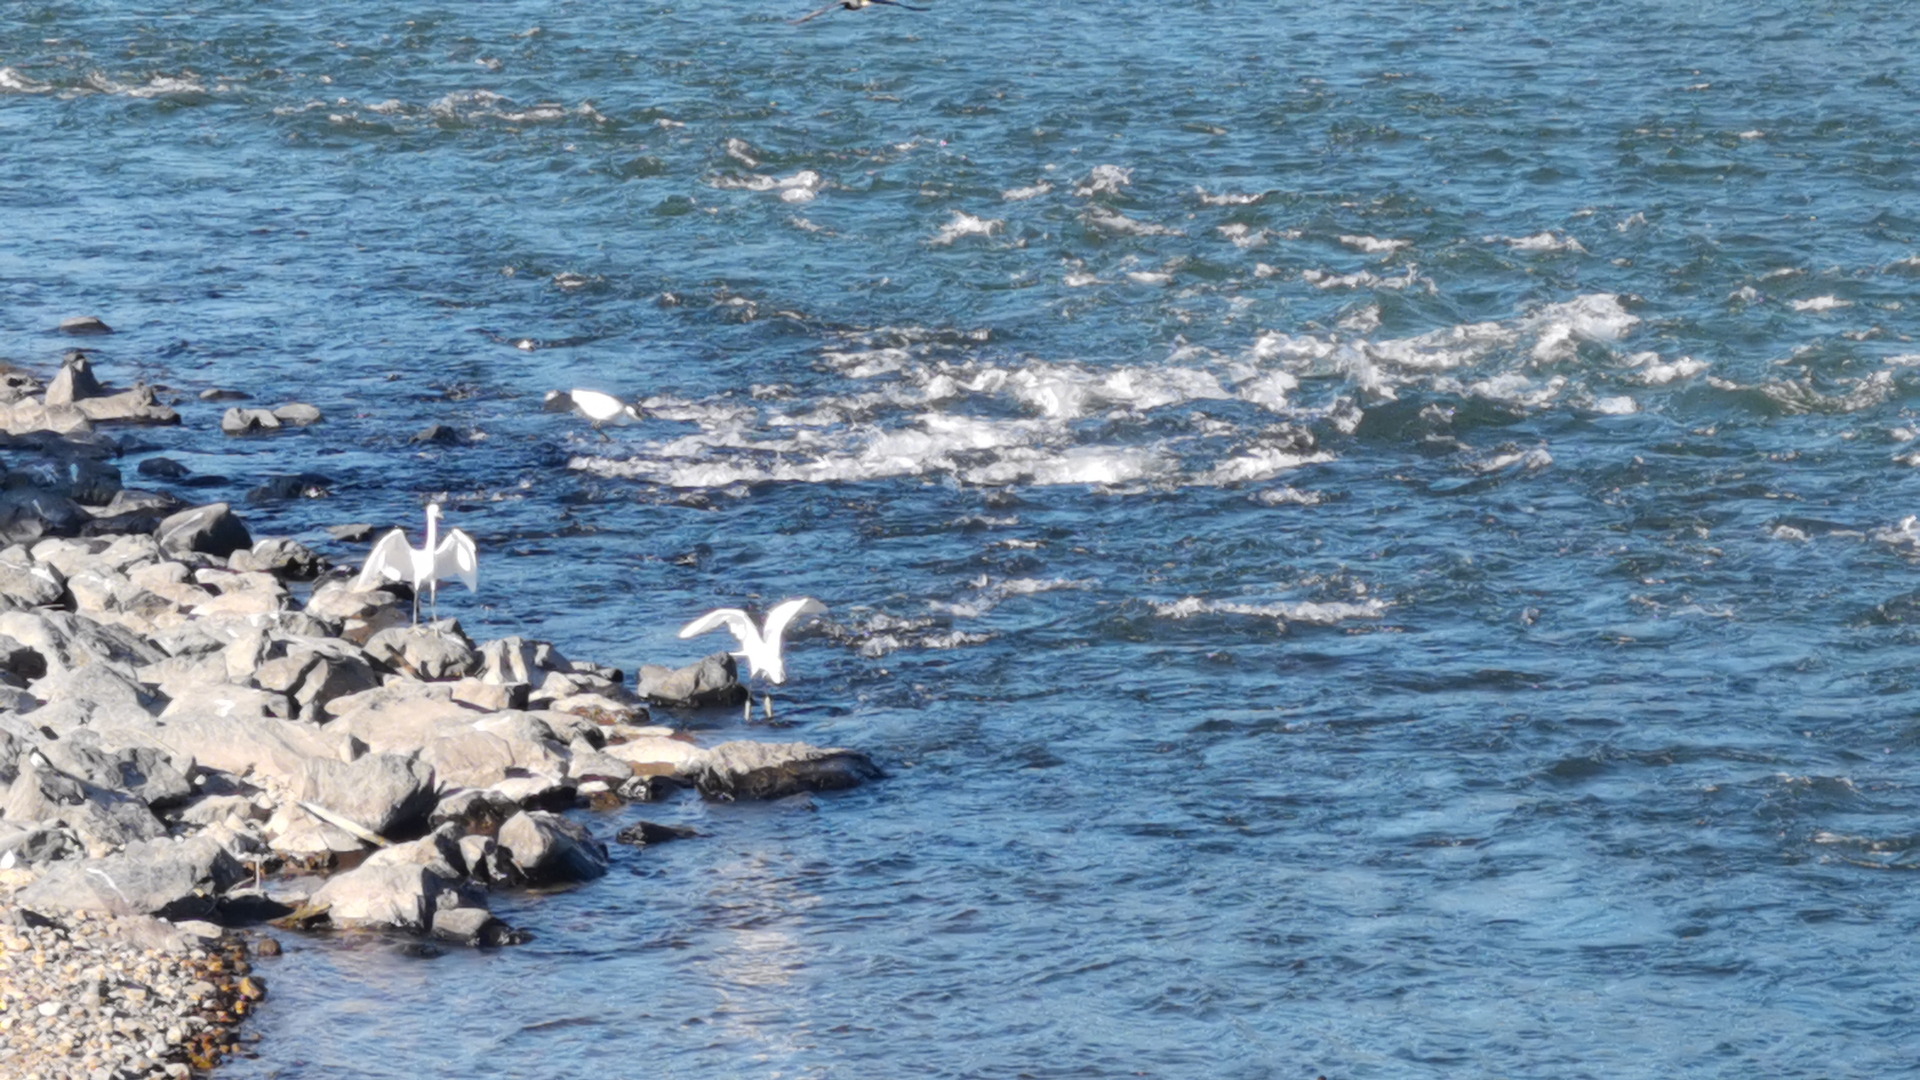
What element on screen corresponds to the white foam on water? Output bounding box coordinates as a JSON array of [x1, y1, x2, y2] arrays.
[[1063, 272, 1105, 287], [1790, 295, 1850, 312], [1125, 271, 1173, 285], [934, 576, 1094, 618], [1885, 353, 1920, 367], [1085, 207, 1184, 237], [1524, 293, 1639, 361], [1622, 351, 1708, 384], [929, 211, 1002, 246], [1193, 186, 1264, 206], [0, 68, 52, 94], [1151, 596, 1388, 628], [1339, 235, 1410, 254], [1253, 486, 1323, 506], [708, 170, 825, 202], [1074, 164, 1132, 197], [1301, 266, 1428, 291], [1003, 182, 1052, 201], [1200, 448, 1335, 485], [1486, 231, 1588, 254], [1218, 224, 1270, 249], [1590, 395, 1638, 415]]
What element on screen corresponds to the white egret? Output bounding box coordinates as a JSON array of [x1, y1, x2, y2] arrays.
[[543, 389, 641, 438], [678, 597, 828, 719], [354, 503, 478, 623], [792, 0, 929, 24]]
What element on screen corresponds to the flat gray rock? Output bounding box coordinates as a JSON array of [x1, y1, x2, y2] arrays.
[[497, 810, 607, 884], [15, 835, 243, 919], [688, 740, 883, 802], [154, 502, 252, 559], [308, 861, 444, 932], [634, 652, 745, 708]]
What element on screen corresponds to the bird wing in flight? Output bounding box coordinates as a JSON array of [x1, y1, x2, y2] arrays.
[[355, 529, 414, 590], [763, 597, 828, 645], [790, 2, 842, 24], [435, 528, 479, 592], [870, 0, 931, 9], [679, 607, 760, 649]]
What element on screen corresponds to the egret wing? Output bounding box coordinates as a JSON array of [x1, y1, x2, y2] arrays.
[[434, 528, 479, 592], [355, 529, 414, 590], [764, 597, 828, 644], [678, 607, 758, 648]]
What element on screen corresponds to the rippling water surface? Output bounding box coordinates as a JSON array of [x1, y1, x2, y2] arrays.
[[7, 1, 1920, 1076]]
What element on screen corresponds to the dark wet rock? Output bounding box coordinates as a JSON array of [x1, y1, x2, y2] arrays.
[[613, 820, 697, 847], [0, 364, 44, 403], [136, 457, 190, 479], [497, 810, 607, 883], [219, 407, 282, 435], [44, 352, 104, 405], [409, 423, 464, 446], [16, 835, 245, 919], [429, 788, 520, 835], [81, 488, 185, 537], [57, 316, 113, 336], [293, 753, 436, 838], [0, 633, 48, 681], [688, 741, 883, 802], [0, 483, 88, 543], [227, 537, 325, 580], [2, 754, 168, 856], [0, 821, 84, 866], [456, 833, 519, 886], [326, 522, 374, 543], [271, 402, 323, 426], [244, 473, 333, 503], [616, 774, 677, 802], [365, 622, 480, 681], [155, 502, 252, 559], [200, 388, 249, 402], [634, 651, 746, 707], [307, 861, 444, 931], [430, 905, 521, 947]]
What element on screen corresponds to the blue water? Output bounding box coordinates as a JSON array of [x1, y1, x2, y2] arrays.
[[8, 1, 1920, 1076]]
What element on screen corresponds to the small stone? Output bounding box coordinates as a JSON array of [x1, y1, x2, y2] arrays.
[[325, 523, 374, 543], [37, 1001, 58, 1017], [59, 316, 113, 335], [220, 407, 281, 435], [135, 458, 190, 479], [270, 402, 322, 426]]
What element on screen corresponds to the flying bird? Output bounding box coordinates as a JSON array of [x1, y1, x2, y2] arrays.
[[679, 597, 828, 719], [354, 503, 478, 624], [792, 0, 929, 25], [543, 388, 642, 437]]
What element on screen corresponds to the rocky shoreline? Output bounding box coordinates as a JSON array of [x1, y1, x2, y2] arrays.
[[0, 342, 881, 1079]]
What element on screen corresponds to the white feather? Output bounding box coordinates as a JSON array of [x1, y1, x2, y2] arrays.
[[354, 504, 478, 621], [678, 597, 827, 684]]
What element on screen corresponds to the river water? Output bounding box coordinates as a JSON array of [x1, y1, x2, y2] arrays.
[[5, 1, 1920, 1076]]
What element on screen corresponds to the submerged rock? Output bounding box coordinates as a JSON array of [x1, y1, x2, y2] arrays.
[[688, 741, 883, 801]]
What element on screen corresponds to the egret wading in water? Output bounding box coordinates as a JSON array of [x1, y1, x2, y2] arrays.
[[792, 0, 929, 25], [679, 598, 828, 720], [355, 503, 479, 624], [543, 389, 641, 440]]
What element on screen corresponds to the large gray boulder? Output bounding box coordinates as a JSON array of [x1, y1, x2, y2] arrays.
[[292, 753, 436, 838], [34, 728, 192, 809], [365, 623, 480, 680], [497, 810, 607, 883], [0, 484, 88, 543], [30, 662, 165, 723], [0, 609, 166, 680], [688, 741, 883, 801], [120, 706, 357, 787], [635, 652, 745, 707], [43, 352, 104, 404], [0, 547, 65, 608], [418, 725, 569, 790], [73, 384, 179, 426], [307, 861, 445, 931], [154, 502, 252, 559], [1, 754, 168, 856], [14, 835, 243, 919]]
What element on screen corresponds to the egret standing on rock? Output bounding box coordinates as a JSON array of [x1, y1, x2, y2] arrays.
[[354, 503, 478, 624], [543, 389, 641, 438], [679, 597, 828, 719], [791, 0, 929, 25]]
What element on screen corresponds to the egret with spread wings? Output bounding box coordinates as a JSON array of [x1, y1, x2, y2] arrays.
[[354, 503, 478, 623], [679, 597, 828, 719], [792, 0, 929, 25], [543, 388, 642, 438]]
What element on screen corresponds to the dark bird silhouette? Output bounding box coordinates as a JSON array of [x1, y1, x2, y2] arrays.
[[792, 0, 929, 25]]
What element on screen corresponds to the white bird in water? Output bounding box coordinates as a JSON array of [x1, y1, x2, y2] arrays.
[[543, 388, 641, 438], [792, 0, 929, 25], [679, 597, 828, 719], [354, 503, 479, 624]]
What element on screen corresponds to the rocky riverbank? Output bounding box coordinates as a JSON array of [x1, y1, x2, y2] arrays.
[[0, 340, 882, 1078]]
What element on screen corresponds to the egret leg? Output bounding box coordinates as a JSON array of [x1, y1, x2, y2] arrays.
[[763, 693, 774, 720], [742, 691, 752, 722]]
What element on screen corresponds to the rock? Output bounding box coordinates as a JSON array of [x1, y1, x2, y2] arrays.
[[0, 364, 44, 403], [0, 821, 84, 866], [14, 835, 244, 919], [0, 482, 88, 542], [566, 742, 637, 785], [430, 905, 519, 947], [450, 677, 528, 712], [0, 609, 168, 680], [303, 580, 407, 643], [601, 733, 706, 776], [635, 652, 746, 708], [155, 503, 252, 559], [244, 474, 333, 503], [226, 537, 325, 580], [200, 388, 249, 402], [126, 706, 356, 787], [74, 385, 179, 426], [489, 773, 574, 809], [0, 399, 91, 438], [30, 662, 164, 721], [2, 754, 168, 856], [362, 826, 467, 882], [82, 489, 185, 537], [271, 402, 323, 426], [307, 861, 443, 931], [428, 788, 520, 835], [44, 351, 105, 405], [220, 408, 282, 435], [456, 833, 518, 886], [496, 810, 607, 883], [687, 741, 883, 801], [410, 424, 464, 446], [293, 753, 436, 838], [58, 316, 113, 336], [476, 636, 573, 689], [0, 632, 48, 681], [35, 729, 193, 809], [365, 623, 479, 680], [136, 457, 190, 480], [419, 727, 567, 790], [613, 820, 697, 847], [542, 692, 644, 724], [0, 548, 65, 608]]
